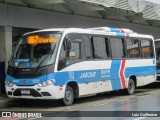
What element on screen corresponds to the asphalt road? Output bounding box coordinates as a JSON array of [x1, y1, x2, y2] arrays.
[[0, 81, 160, 120]]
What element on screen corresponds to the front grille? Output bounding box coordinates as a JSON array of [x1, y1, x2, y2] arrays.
[[7, 67, 41, 78], [13, 88, 42, 97], [7, 65, 55, 79], [16, 85, 34, 86]]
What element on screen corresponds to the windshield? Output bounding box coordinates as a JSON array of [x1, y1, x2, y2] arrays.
[[9, 32, 62, 68]]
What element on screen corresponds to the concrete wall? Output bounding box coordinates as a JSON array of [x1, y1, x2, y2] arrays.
[[0, 27, 6, 62], [0, 3, 160, 39], [0, 26, 12, 71]]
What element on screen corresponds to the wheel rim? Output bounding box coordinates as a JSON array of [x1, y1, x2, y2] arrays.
[[65, 90, 72, 103]]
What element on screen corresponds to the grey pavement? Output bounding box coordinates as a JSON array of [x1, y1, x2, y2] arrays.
[[0, 81, 159, 109], [0, 94, 10, 107]]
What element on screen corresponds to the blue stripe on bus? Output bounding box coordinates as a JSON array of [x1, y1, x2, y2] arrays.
[[116, 32, 125, 36], [6, 65, 156, 90], [109, 27, 120, 32], [125, 66, 156, 78], [110, 60, 122, 90]]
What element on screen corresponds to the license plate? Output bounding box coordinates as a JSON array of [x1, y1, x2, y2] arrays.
[[21, 90, 30, 95]]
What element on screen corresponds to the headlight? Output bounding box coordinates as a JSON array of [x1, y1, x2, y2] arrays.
[[5, 80, 14, 87], [37, 79, 55, 87]]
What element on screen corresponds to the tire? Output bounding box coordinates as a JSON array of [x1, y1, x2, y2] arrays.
[[62, 86, 74, 106], [125, 78, 135, 95]]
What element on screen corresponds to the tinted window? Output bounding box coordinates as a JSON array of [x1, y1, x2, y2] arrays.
[[58, 34, 83, 70], [92, 37, 107, 59], [110, 38, 126, 59], [83, 35, 92, 59], [155, 41, 160, 59], [68, 42, 81, 60], [126, 39, 140, 58], [141, 39, 153, 58]]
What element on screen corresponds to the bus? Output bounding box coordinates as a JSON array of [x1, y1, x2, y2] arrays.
[[5, 27, 156, 105], [154, 39, 160, 80]]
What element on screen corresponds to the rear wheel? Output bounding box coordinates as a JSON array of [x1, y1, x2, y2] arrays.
[[125, 78, 135, 95], [62, 86, 74, 106]]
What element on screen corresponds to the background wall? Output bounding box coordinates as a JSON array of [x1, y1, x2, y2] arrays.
[[0, 3, 160, 39]]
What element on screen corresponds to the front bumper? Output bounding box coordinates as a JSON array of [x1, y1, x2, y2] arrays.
[[5, 84, 65, 99]]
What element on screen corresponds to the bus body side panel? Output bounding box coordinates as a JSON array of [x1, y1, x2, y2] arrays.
[[125, 59, 156, 87], [58, 60, 129, 97], [57, 60, 113, 97], [58, 59, 156, 98]]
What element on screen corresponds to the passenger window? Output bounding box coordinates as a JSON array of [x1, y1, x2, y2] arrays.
[[156, 48, 160, 60], [126, 39, 140, 58], [155, 41, 160, 59], [110, 38, 126, 59], [66, 42, 81, 65], [141, 39, 153, 58], [58, 34, 82, 70], [83, 35, 92, 59], [92, 37, 107, 59]]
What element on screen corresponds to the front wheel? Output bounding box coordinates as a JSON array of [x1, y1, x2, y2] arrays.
[[125, 78, 135, 95], [62, 86, 74, 106]]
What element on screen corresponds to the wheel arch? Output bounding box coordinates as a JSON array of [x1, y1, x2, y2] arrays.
[[66, 81, 79, 98]]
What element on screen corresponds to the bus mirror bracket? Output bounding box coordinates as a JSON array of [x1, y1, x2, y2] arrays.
[[67, 41, 71, 50]]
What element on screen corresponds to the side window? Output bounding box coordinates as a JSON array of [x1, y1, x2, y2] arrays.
[[110, 38, 126, 59], [83, 35, 92, 59], [126, 39, 140, 58], [58, 34, 83, 70], [67, 42, 81, 62], [91, 37, 107, 59], [141, 39, 153, 58], [155, 41, 160, 59]]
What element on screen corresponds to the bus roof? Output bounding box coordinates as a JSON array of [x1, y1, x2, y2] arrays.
[[23, 27, 154, 40]]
